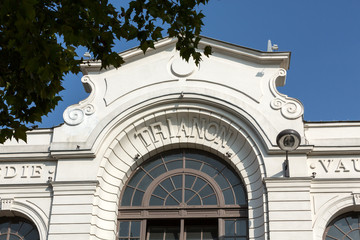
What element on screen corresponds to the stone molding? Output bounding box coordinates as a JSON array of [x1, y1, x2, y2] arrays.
[[90, 108, 268, 240], [269, 69, 304, 119], [63, 75, 96, 126]]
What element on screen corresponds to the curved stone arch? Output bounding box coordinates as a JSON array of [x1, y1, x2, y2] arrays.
[[90, 107, 268, 240], [0, 199, 48, 240], [312, 194, 360, 240]]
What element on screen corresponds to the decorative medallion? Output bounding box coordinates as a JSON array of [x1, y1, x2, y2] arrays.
[[170, 55, 197, 77]]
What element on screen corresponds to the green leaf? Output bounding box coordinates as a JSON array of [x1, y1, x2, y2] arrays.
[[0, 0, 210, 143]]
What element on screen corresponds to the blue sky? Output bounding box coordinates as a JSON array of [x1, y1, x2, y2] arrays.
[[39, 0, 360, 128]]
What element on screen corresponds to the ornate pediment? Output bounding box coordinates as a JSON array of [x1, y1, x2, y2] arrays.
[[54, 37, 304, 154]]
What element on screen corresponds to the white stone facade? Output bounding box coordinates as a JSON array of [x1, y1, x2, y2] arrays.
[[1, 37, 360, 240]]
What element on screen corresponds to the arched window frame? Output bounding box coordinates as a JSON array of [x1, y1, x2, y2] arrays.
[[0, 216, 40, 240], [323, 212, 360, 240], [118, 149, 248, 240]]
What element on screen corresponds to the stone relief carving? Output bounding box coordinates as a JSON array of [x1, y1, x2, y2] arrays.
[[0, 197, 13, 210], [353, 192, 360, 205], [269, 69, 304, 119], [63, 75, 96, 125], [169, 54, 198, 78]]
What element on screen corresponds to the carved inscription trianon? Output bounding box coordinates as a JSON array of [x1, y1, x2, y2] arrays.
[[309, 158, 360, 177], [134, 117, 233, 148], [127, 112, 245, 159]]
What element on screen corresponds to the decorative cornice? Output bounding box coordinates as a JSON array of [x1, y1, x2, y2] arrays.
[[0, 197, 14, 210], [269, 69, 304, 119], [63, 75, 96, 126]]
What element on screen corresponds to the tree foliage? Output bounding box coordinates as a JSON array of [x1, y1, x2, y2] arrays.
[[0, 0, 211, 143]]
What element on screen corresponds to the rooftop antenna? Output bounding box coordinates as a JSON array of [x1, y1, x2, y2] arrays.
[[267, 40, 278, 52]]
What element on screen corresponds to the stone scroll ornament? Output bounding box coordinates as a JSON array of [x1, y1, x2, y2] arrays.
[[63, 75, 96, 126], [269, 69, 304, 119]]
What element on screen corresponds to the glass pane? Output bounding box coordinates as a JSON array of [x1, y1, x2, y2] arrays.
[[236, 220, 247, 236], [160, 178, 175, 192], [326, 225, 343, 239], [143, 158, 163, 172], [221, 168, 241, 186], [185, 160, 202, 170], [9, 234, 21, 240], [203, 227, 218, 240], [187, 195, 201, 205], [223, 188, 235, 205], [185, 175, 196, 188], [202, 194, 217, 205], [165, 227, 180, 240], [148, 227, 164, 240], [138, 174, 152, 191], [193, 178, 206, 192], [150, 165, 167, 178], [214, 174, 229, 189], [150, 195, 165, 206], [23, 229, 39, 240], [336, 218, 351, 233], [225, 220, 235, 235], [128, 170, 145, 187], [132, 190, 144, 206], [233, 185, 246, 205], [119, 221, 129, 237], [347, 230, 360, 239], [0, 235, 6, 240], [165, 195, 180, 206], [172, 175, 183, 189], [130, 221, 141, 237], [9, 222, 21, 233], [346, 216, 359, 230], [185, 189, 196, 202], [186, 227, 201, 240], [0, 223, 8, 234], [199, 185, 214, 198], [18, 222, 33, 237], [148, 226, 180, 240], [186, 225, 217, 240], [172, 189, 182, 203], [202, 157, 225, 171], [163, 152, 182, 162], [153, 185, 168, 198], [121, 187, 134, 206], [166, 160, 183, 171], [201, 165, 218, 177]]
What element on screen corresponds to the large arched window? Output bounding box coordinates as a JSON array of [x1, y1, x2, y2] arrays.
[[0, 217, 40, 240], [324, 212, 360, 240], [118, 149, 248, 240]]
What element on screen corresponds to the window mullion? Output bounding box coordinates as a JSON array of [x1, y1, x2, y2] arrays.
[[140, 220, 147, 240], [180, 219, 184, 240], [218, 218, 223, 239]]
